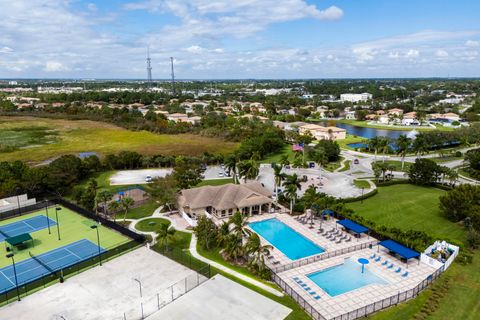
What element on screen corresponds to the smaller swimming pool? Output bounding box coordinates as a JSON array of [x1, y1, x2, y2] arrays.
[[308, 258, 389, 297], [249, 218, 324, 260]]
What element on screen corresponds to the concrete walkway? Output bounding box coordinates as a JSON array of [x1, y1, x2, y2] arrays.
[[125, 206, 284, 297], [188, 234, 284, 297]]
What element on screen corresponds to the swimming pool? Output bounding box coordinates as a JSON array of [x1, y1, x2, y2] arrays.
[[248, 218, 324, 260], [307, 258, 389, 297]]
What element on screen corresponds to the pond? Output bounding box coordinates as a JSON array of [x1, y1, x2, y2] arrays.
[[317, 121, 412, 140]]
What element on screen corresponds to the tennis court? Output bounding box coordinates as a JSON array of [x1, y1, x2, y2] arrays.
[[0, 239, 104, 292], [0, 215, 56, 242]]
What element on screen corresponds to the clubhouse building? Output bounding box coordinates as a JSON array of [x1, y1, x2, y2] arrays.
[[177, 182, 274, 224]]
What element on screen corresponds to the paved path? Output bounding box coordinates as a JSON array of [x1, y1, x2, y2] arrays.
[[188, 234, 284, 297]]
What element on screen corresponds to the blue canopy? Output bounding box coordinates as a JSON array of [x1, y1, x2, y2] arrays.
[[336, 219, 368, 234], [379, 239, 420, 260], [322, 209, 334, 216]]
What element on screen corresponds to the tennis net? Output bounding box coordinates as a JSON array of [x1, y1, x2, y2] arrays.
[[29, 252, 55, 274], [0, 229, 9, 238]]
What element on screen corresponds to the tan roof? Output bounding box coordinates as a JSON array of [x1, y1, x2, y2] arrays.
[[178, 182, 272, 211], [299, 124, 324, 130]]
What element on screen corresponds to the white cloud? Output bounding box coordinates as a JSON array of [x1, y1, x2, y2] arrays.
[[44, 61, 69, 72], [0, 46, 13, 53], [466, 40, 479, 47], [435, 49, 449, 58], [406, 49, 419, 58], [87, 3, 98, 12]]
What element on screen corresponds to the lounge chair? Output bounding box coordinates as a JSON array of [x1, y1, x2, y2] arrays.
[[375, 256, 381, 262], [309, 291, 316, 295], [402, 271, 409, 277], [314, 295, 321, 300], [304, 287, 311, 291], [267, 255, 274, 260], [387, 263, 394, 269], [346, 237, 352, 242], [300, 283, 307, 287], [341, 235, 347, 240], [336, 239, 342, 244], [273, 260, 280, 265], [370, 253, 376, 259], [330, 236, 336, 241], [382, 260, 388, 266], [293, 277, 299, 281], [395, 267, 401, 273]]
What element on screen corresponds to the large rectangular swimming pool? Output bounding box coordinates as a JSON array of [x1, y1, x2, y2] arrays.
[[307, 258, 389, 297], [248, 218, 324, 260]]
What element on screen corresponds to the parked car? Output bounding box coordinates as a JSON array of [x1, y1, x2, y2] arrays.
[[145, 175, 153, 182], [218, 172, 224, 177], [353, 159, 360, 164]]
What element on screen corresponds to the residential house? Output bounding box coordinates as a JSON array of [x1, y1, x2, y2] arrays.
[[299, 124, 346, 141]]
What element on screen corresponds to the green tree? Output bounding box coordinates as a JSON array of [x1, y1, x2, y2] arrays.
[[120, 197, 135, 223], [157, 223, 176, 250], [272, 164, 285, 200], [396, 134, 411, 170], [145, 174, 178, 212], [408, 158, 442, 185], [224, 154, 239, 184], [238, 159, 259, 183], [194, 215, 218, 250], [412, 135, 430, 158], [96, 190, 113, 217], [172, 157, 205, 189], [108, 201, 120, 222]]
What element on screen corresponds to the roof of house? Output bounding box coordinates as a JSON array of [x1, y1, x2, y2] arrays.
[[178, 182, 272, 211]]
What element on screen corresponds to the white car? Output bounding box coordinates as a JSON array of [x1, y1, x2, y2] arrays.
[[145, 175, 153, 182], [218, 172, 224, 177]]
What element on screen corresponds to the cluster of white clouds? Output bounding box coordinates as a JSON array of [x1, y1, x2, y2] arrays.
[[0, 0, 478, 78]]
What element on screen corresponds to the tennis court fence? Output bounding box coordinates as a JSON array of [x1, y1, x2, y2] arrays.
[[0, 240, 142, 305], [120, 264, 211, 320]]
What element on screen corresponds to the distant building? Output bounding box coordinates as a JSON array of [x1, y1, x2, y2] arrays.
[[340, 93, 373, 103], [298, 124, 346, 140]]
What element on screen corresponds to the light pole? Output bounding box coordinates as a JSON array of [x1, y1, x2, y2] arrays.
[[133, 278, 142, 297], [90, 225, 102, 266], [44, 200, 51, 234], [55, 207, 62, 240], [6, 253, 20, 301], [15, 187, 21, 216], [361, 187, 365, 204]]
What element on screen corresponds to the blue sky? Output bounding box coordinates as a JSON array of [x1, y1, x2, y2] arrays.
[[0, 0, 479, 79]]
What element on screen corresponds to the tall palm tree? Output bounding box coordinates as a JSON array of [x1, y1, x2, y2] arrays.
[[238, 159, 260, 183], [396, 134, 411, 170], [279, 154, 290, 167], [225, 154, 239, 184], [245, 231, 273, 271], [367, 136, 380, 161], [88, 179, 99, 214], [283, 173, 302, 214], [311, 147, 327, 179], [229, 211, 248, 235], [272, 164, 285, 200], [378, 137, 390, 163], [157, 223, 176, 250], [96, 190, 113, 217], [120, 197, 134, 223], [223, 233, 244, 263], [108, 201, 120, 222], [412, 135, 430, 158], [216, 221, 230, 248]]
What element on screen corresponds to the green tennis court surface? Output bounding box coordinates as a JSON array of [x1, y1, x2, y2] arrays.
[[0, 207, 128, 268]]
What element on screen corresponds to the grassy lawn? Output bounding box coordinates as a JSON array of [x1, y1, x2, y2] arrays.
[[0, 116, 238, 163], [0, 125, 59, 151], [346, 184, 465, 244], [353, 179, 370, 189], [372, 160, 412, 172], [261, 144, 296, 164], [0, 207, 128, 268], [348, 184, 479, 320], [196, 178, 233, 187], [337, 119, 449, 131], [430, 156, 463, 163], [338, 160, 351, 172], [135, 217, 170, 232], [337, 134, 365, 150], [324, 156, 344, 172]]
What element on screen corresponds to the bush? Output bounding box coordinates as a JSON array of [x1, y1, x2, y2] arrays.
[[455, 150, 462, 157]]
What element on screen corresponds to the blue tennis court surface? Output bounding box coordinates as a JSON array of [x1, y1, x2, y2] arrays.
[[0, 239, 105, 293], [0, 215, 57, 242]]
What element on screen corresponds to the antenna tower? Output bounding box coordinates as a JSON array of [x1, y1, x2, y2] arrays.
[[146, 47, 152, 87]]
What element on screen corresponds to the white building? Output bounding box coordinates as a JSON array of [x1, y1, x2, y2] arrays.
[[340, 93, 373, 103]]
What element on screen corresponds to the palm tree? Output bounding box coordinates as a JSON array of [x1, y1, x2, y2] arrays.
[[108, 201, 120, 222], [120, 197, 134, 223], [157, 223, 176, 250], [223, 233, 244, 263], [88, 179, 99, 214], [396, 135, 411, 170], [245, 231, 273, 271], [238, 159, 259, 183], [216, 221, 230, 248], [279, 154, 290, 167], [225, 154, 239, 184], [311, 147, 327, 178], [412, 135, 430, 158], [229, 211, 248, 235], [302, 185, 319, 208], [96, 190, 113, 217], [447, 169, 458, 186], [367, 136, 381, 161], [272, 164, 285, 200], [283, 173, 302, 214], [378, 137, 390, 163]]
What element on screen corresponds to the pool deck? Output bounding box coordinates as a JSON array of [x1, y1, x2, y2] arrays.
[[277, 247, 437, 320], [248, 213, 375, 268]]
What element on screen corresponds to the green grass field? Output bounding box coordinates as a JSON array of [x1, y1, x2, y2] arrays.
[[0, 207, 128, 268], [346, 184, 465, 243], [196, 178, 233, 187], [372, 160, 412, 172], [353, 179, 370, 189], [0, 116, 238, 163], [346, 184, 479, 320]]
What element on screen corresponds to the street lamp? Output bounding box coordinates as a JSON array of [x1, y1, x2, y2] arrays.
[[55, 207, 62, 240], [361, 187, 365, 204], [44, 200, 51, 234], [15, 187, 21, 216], [6, 253, 20, 301], [90, 225, 102, 266]]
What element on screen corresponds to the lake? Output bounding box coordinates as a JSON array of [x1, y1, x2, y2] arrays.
[[317, 121, 413, 140]]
